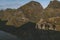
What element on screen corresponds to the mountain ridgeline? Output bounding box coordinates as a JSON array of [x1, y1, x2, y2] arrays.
[[0, 0, 60, 40]]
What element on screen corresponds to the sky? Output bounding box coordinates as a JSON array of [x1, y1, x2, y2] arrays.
[[0, 0, 60, 10]]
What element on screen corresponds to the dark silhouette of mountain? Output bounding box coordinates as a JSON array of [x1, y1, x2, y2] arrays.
[[13, 22, 60, 40], [0, 19, 7, 26], [16, 22, 36, 36], [0, 19, 36, 35], [16, 29, 60, 40], [0, 19, 60, 40], [0, 19, 17, 34]]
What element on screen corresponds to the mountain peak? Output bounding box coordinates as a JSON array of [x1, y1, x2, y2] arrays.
[[46, 0, 60, 9], [28, 1, 40, 4], [18, 1, 43, 23]]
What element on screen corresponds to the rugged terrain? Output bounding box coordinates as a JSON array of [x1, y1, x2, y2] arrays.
[[0, 1, 60, 30]]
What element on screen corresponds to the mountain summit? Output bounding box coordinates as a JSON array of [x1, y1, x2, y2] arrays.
[[46, 0, 60, 9], [43, 0, 60, 19], [18, 1, 43, 23]]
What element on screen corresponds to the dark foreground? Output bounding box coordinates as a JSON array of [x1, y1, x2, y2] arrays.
[[0, 30, 60, 40], [0, 20, 60, 40], [0, 31, 21, 40]]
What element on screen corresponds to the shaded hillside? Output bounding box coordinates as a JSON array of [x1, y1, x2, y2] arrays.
[[0, 10, 4, 19], [43, 0, 60, 18], [15, 23, 60, 40], [0, 19, 36, 35], [0, 19, 17, 34], [0, 20, 60, 40], [15, 22, 60, 40], [18, 1, 43, 23]]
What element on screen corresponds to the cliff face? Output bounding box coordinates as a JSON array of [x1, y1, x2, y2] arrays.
[[18, 1, 43, 23]]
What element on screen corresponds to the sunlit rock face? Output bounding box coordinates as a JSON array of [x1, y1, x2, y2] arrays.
[[41, 0, 60, 31], [43, 0, 60, 19], [6, 10, 29, 27], [18, 1, 43, 23], [0, 1, 43, 27], [0, 9, 16, 20], [47, 0, 60, 9], [0, 9, 29, 27]]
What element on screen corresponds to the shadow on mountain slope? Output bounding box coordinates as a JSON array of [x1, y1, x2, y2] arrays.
[[0, 19, 36, 35], [0, 19, 60, 40], [0, 19, 17, 34]]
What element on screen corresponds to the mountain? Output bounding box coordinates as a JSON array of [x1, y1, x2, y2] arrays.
[[15, 22, 60, 40], [43, 0, 60, 18], [0, 1, 43, 26], [6, 9, 29, 27], [46, 0, 60, 9], [0, 9, 29, 27], [18, 1, 43, 23], [41, 0, 60, 31], [0, 0, 60, 30]]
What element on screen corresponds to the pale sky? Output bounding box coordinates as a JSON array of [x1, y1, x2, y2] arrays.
[[0, 0, 60, 10]]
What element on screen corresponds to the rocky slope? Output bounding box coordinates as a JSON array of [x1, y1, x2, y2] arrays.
[[0, 0, 60, 29], [44, 0, 60, 25], [18, 1, 43, 23], [0, 1, 43, 27], [0, 9, 29, 27], [6, 9, 29, 27], [44, 0, 60, 18]]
